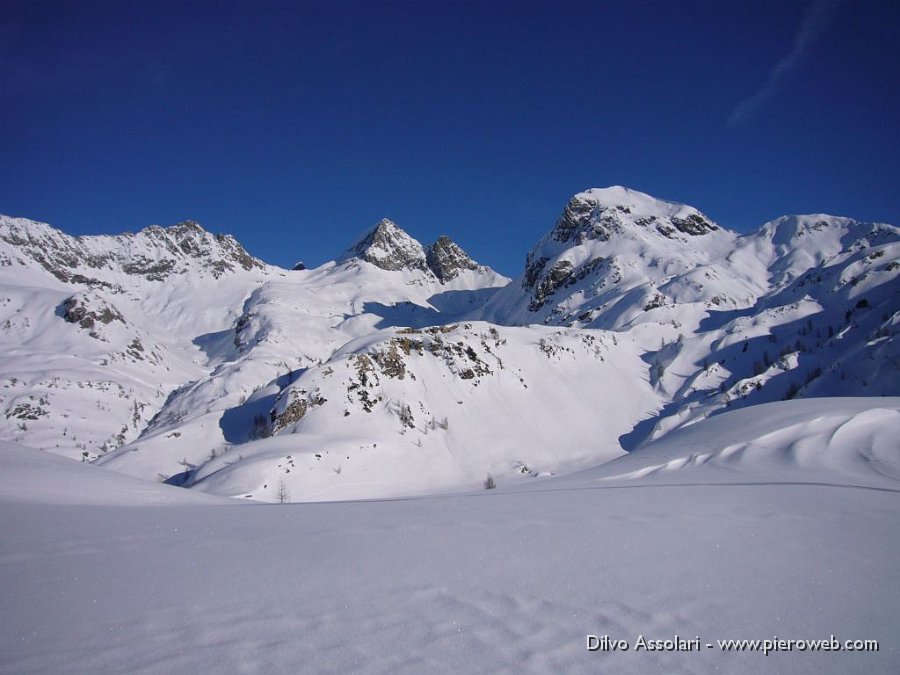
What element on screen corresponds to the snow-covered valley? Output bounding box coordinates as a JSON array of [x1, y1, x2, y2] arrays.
[[1, 186, 898, 673]]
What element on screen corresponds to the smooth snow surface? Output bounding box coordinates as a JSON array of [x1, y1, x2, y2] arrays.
[[0, 442, 227, 506], [2, 398, 899, 674]]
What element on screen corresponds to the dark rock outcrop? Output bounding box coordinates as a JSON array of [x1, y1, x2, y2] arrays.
[[425, 235, 480, 282]]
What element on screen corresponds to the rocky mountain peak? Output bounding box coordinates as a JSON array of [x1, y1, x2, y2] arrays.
[[346, 221, 494, 283], [135, 219, 264, 274], [172, 219, 203, 231], [425, 235, 480, 282], [0, 214, 266, 284], [141, 219, 205, 239], [347, 219, 429, 273], [550, 186, 719, 246], [514, 187, 730, 316]]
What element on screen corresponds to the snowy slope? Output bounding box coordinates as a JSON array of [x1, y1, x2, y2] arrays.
[[2, 398, 899, 674], [0, 216, 279, 461], [630, 213, 900, 440], [100, 322, 661, 501], [558, 397, 900, 488]]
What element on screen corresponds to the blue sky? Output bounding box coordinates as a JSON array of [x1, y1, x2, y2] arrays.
[[1, 0, 898, 276]]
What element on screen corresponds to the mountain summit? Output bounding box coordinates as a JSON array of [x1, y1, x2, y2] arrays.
[[550, 186, 719, 244], [345, 218, 492, 283], [346, 218, 429, 273], [489, 186, 734, 321]]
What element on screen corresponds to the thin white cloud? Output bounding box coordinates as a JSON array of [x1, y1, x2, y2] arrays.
[[727, 0, 840, 128]]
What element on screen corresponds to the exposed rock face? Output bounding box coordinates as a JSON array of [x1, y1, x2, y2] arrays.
[[348, 219, 429, 273], [62, 296, 123, 328], [61, 293, 126, 338], [666, 214, 718, 237], [126, 220, 265, 278], [270, 388, 327, 434], [528, 260, 575, 310], [0, 218, 115, 282], [425, 235, 480, 282], [371, 342, 407, 379], [552, 194, 611, 244], [523, 255, 550, 289]]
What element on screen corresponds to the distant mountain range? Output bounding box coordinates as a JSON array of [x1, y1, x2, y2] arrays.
[[1, 186, 896, 501]]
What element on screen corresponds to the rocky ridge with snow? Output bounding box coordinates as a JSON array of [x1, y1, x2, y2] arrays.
[[346, 218, 488, 282], [0, 215, 265, 284]]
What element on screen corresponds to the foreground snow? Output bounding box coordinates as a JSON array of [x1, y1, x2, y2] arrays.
[[2, 398, 898, 674]]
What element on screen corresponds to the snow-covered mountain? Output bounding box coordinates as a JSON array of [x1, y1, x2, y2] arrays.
[[1, 187, 897, 501], [0, 214, 507, 472], [0, 215, 266, 283], [0, 215, 282, 460], [480, 186, 744, 327], [479, 186, 899, 445]]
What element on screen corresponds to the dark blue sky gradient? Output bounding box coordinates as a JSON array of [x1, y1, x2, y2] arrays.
[[1, 0, 898, 275]]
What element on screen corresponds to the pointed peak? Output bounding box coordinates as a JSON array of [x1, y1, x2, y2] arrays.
[[366, 218, 406, 236], [432, 234, 454, 246], [346, 218, 428, 272], [349, 218, 412, 250]]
